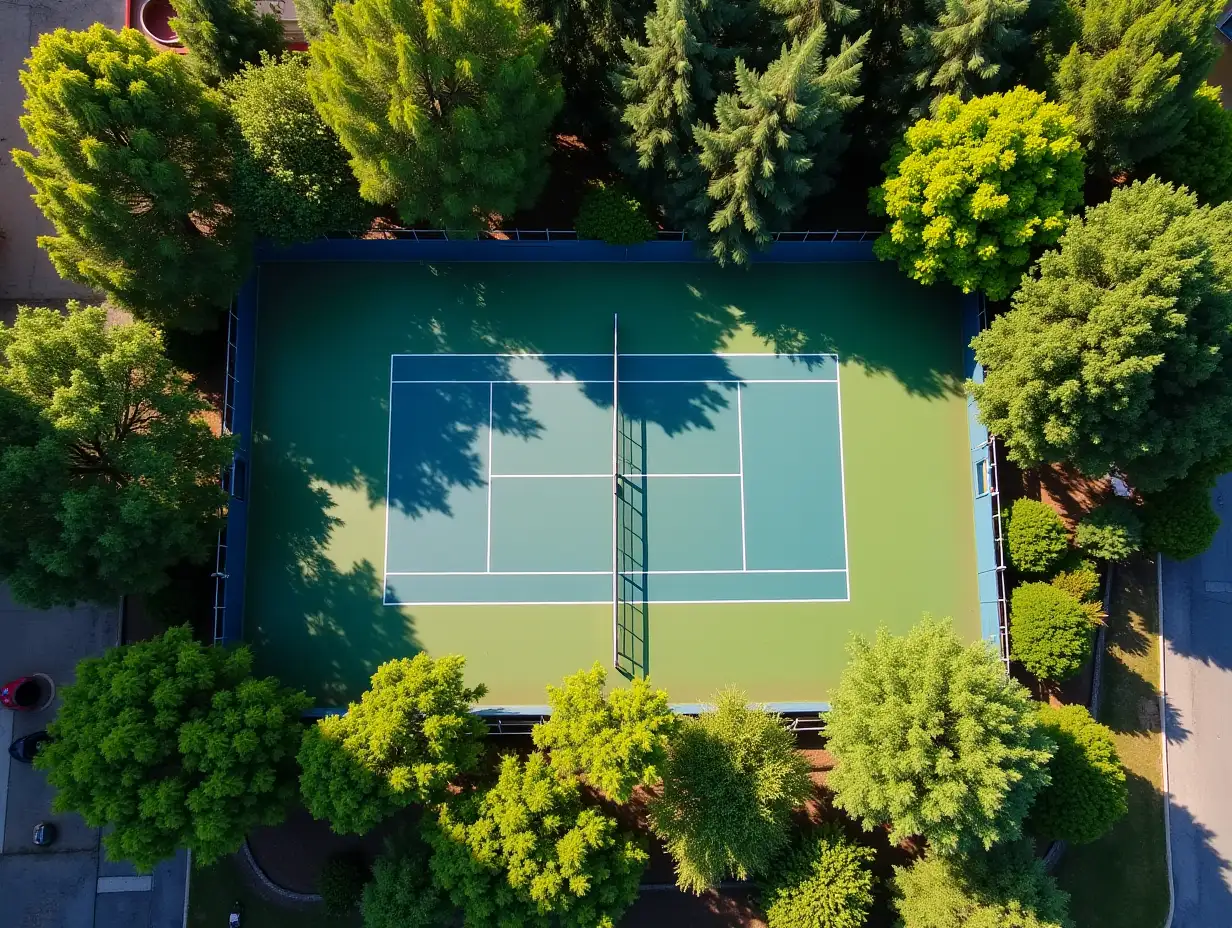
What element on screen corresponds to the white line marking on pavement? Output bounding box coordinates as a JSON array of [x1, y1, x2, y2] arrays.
[[97, 876, 152, 893]]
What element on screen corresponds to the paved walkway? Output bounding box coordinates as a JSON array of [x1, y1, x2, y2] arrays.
[[1161, 472, 1232, 927]]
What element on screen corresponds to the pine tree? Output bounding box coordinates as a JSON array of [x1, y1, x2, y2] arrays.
[[1053, 0, 1222, 172], [11, 26, 249, 331], [903, 0, 1028, 115], [761, 0, 860, 40], [308, 0, 563, 229], [169, 0, 284, 84], [686, 26, 866, 265], [296, 0, 339, 41]]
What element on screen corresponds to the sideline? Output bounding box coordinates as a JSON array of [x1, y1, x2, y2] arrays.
[[1159, 555, 1176, 928]]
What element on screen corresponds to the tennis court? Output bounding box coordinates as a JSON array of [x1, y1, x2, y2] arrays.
[[239, 259, 985, 707]]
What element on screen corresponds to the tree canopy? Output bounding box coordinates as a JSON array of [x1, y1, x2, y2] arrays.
[[872, 87, 1084, 300], [1144, 83, 1232, 205], [36, 626, 309, 871], [1009, 582, 1095, 682], [299, 654, 487, 834], [532, 662, 678, 802], [970, 178, 1232, 492], [649, 688, 812, 893], [424, 752, 648, 928], [1029, 704, 1128, 844], [825, 616, 1055, 854], [169, 0, 284, 84], [227, 53, 370, 243], [758, 825, 877, 928], [307, 0, 563, 229], [1006, 498, 1070, 575], [12, 25, 249, 331], [0, 305, 232, 608]]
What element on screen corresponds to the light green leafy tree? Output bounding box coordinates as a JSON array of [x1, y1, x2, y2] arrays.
[[872, 87, 1084, 299], [758, 825, 877, 928], [11, 25, 250, 331], [35, 626, 310, 871], [1006, 498, 1070, 575], [825, 616, 1055, 854], [1009, 582, 1095, 682], [532, 662, 679, 802], [1052, 0, 1222, 172], [893, 841, 1072, 928], [169, 0, 284, 84], [0, 305, 232, 608], [1143, 83, 1232, 205], [307, 0, 562, 229], [298, 654, 487, 835], [902, 0, 1030, 116], [424, 752, 648, 928], [970, 178, 1232, 492], [649, 688, 812, 893], [1029, 704, 1128, 844], [297, 0, 340, 40], [684, 26, 867, 264], [227, 53, 370, 243]]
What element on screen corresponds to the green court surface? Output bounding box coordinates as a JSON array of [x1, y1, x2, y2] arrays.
[[244, 261, 979, 706]]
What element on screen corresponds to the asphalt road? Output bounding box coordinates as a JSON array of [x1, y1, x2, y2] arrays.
[[1161, 472, 1232, 927]]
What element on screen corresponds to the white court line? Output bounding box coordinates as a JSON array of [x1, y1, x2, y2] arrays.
[[834, 361, 852, 596], [392, 378, 837, 384], [390, 352, 839, 359], [737, 383, 747, 570], [394, 379, 610, 384], [490, 473, 741, 479], [386, 568, 846, 576], [382, 355, 394, 584], [385, 597, 853, 606], [486, 382, 493, 572]]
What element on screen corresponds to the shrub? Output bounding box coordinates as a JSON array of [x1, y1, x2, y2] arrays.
[[1049, 562, 1100, 603], [893, 841, 1071, 928], [298, 654, 487, 834], [1029, 704, 1128, 844], [361, 841, 443, 928], [227, 53, 370, 243], [318, 852, 370, 915], [170, 0, 283, 84], [1144, 83, 1232, 205], [532, 662, 678, 802], [424, 752, 647, 928], [826, 616, 1054, 855], [1076, 500, 1143, 562], [872, 88, 1084, 299], [1142, 477, 1221, 561], [759, 826, 877, 928], [650, 689, 812, 892], [1007, 499, 1070, 575], [1010, 582, 1094, 681], [575, 183, 656, 245]]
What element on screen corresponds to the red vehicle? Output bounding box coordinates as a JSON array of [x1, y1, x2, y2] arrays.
[[0, 675, 54, 711]]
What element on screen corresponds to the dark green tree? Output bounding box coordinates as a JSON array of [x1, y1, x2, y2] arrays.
[[307, 0, 563, 229], [424, 752, 648, 927], [318, 852, 371, 915], [758, 825, 877, 928], [1143, 83, 1232, 205], [227, 53, 370, 243], [362, 841, 445, 928], [970, 179, 1232, 492], [763, 0, 860, 39], [649, 688, 812, 893], [826, 616, 1055, 854], [1052, 0, 1223, 172], [11, 25, 250, 331], [902, 0, 1029, 115], [575, 182, 657, 244], [169, 0, 284, 84], [893, 841, 1071, 928], [532, 662, 678, 802], [1076, 499, 1143, 562], [298, 654, 487, 835], [36, 626, 310, 871], [1010, 582, 1095, 682], [0, 305, 232, 608], [1142, 474, 1221, 560], [1029, 704, 1128, 844], [685, 26, 867, 264]]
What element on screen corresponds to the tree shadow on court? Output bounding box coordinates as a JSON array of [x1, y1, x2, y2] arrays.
[[246, 438, 422, 703]]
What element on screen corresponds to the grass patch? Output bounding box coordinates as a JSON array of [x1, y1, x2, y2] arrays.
[[1055, 556, 1169, 927], [187, 854, 360, 928]]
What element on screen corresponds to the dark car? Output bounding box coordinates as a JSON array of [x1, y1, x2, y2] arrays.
[[8, 730, 51, 763]]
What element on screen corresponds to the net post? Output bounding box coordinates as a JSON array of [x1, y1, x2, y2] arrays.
[[612, 312, 619, 670]]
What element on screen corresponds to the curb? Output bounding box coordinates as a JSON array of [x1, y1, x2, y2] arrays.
[[239, 839, 322, 904], [1158, 555, 1176, 928]]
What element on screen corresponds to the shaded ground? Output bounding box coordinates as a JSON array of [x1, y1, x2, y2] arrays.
[[1056, 556, 1170, 927]]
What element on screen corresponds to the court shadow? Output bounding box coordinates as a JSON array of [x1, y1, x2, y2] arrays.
[[247, 438, 422, 704]]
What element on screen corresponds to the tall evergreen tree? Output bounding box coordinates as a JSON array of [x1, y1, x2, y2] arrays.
[[1053, 0, 1222, 172], [308, 0, 563, 229], [762, 0, 860, 39], [297, 0, 340, 40], [169, 0, 284, 84], [903, 0, 1028, 115], [684, 26, 866, 264], [11, 26, 249, 331]]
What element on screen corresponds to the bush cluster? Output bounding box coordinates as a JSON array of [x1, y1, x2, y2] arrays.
[[317, 852, 370, 915], [1076, 500, 1143, 562], [575, 183, 657, 245], [759, 826, 876, 928], [1007, 499, 1071, 575], [1010, 582, 1095, 681], [1030, 704, 1128, 844]]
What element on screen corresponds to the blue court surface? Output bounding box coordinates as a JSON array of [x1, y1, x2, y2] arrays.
[[383, 352, 848, 606]]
